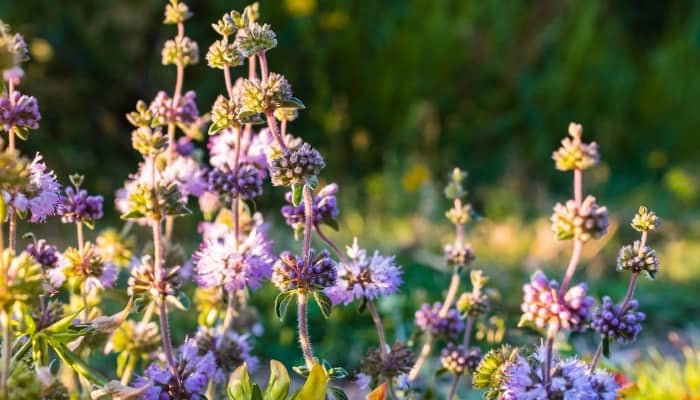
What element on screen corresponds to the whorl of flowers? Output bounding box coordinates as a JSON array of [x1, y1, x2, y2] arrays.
[[269, 142, 325, 187], [551, 195, 609, 242], [25, 239, 64, 291], [235, 21, 277, 57], [591, 296, 645, 344], [616, 240, 659, 279], [440, 343, 481, 375], [0, 249, 43, 310], [361, 342, 415, 381], [5, 154, 62, 223], [161, 36, 199, 67], [121, 173, 190, 221], [61, 242, 117, 291], [414, 302, 465, 340], [552, 122, 600, 171], [238, 72, 301, 116], [281, 183, 339, 234], [519, 271, 593, 331], [193, 327, 258, 382], [128, 255, 182, 299], [0, 90, 41, 134], [207, 39, 243, 69], [206, 163, 263, 204], [161, 155, 207, 198], [325, 238, 402, 305], [149, 90, 200, 126], [134, 341, 217, 400], [499, 347, 618, 400], [631, 205, 660, 232], [58, 185, 104, 224], [0, 22, 29, 71], [194, 228, 273, 292], [271, 249, 337, 292], [443, 243, 476, 268], [208, 127, 271, 171], [163, 0, 192, 24]]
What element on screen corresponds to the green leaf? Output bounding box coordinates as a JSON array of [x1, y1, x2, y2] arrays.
[[208, 122, 225, 136], [357, 298, 367, 314], [32, 334, 48, 366], [120, 210, 145, 220], [328, 386, 348, 400], [435, 367, 449, 377], [82, 219, 95, 230], [252, 384, 263, 400], [274, 290, 296, 321], [305, 176, 318, 190], [228, 363, 253, 400], [322, 217, 339, 231], [45, 308, 84, 335], [116, 351, 129, 377], [263, 360, 290, 400], [312, 290, 332, 319], [602, 337, 610, 358], [291, 184, 303, 207], [167, 292, 191, 311], [328, 367, 347, 380], [49, 339, 108, 386], [12, 126, 30, 141], [278, 97, 306, 110], [289, 363, 327, 400]]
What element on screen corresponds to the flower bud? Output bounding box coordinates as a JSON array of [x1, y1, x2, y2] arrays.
[[631, 205, 660, 232], [161, 36, 199, 67], [551, 195, 608, 242], [163, 0, 192, 24], [269, 142, 325, 187], [552, 122, 600, 171], [235, 22, 277, 57], [440, 343, 481, 375], [616, 241, 659, 279], [206, 39, 243, 69]]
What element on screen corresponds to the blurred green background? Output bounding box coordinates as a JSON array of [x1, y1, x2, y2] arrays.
[[2, 0, 700, 397]]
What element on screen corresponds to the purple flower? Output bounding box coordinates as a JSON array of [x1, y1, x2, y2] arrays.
[[519, 271, 593, 331], [0, 90, 41, 132], [272, 249, 337, 292], [134, 341, 217, 400], [325, 238, 402, 305], [175, 136, 195, 157], [193, 327, 258, 383], [149, 90, 199, 126], [26, 239, 58, 269], [58, 186, 104, 224], [6, 154, 62, 223], [194, 228, 273, 292], [163, 155, 207, 197], [206, 163, 263, 204], [208, 128, 271, 172], [414, 302, 464, 340], [440, 343, 481, 375], [281, 183, 339, 232], [591, 296, 645, 344]]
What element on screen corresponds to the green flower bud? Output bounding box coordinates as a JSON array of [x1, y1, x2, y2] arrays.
[[552, 122, 600, 171], [551, 195, 609, 242], [212, 14, 237, 37], [235, 22, 276, 57], [161, 36, 199, 67], [0, 250, 42, 310], [126, 100, 153, 128], [121, 182, 190, 221], [631, 205, 660, 232], [206, 39, 243, 69], [617, 241, 659, 279], [163, 0, 192, 24], [210, 95, 240, 131], [457, 290, 490, 318], [131, 127, 167, 157], [444, 168, 468, 199], [237, 72, 302, 117], [445, 202, 473, 226], [127, 255, 183, 300], [0, 22, 29, 70]]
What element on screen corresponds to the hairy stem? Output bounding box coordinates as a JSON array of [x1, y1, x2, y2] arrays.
[[589, 342, 603, 373], [265, 113, 288, 152], [440, 272, 461, 317], [367, 301, 389, 360], [574, 168, 582, 206], [297, 291, 315, 368], [7, 214, 15, 255], [447, 316, 475, 400], [221, 291, 237, 333], [559, 238, 583, 296], [258, 52, 269, 83], [7, 82, 15, 152], [302, 185, 314, 266], [408, 340, 432, 381], [543, 324, 557, 388]]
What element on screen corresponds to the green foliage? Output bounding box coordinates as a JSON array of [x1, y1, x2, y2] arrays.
[[227, 361, 329, 400], [624, 346, 700, 399]]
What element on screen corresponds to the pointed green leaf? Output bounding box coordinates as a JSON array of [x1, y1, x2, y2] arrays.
[[228, 363, 253, 400], [82, 219, 95, 230], [49, 340, 108, 386], [208, 122, 225, 136], [252, 384, 263, 400], [263, 360, 290, 400], [277, 97, 306, 110], [305, 176, 318, 190], [291, 184, 302, 207], [312, 290, 332, 319], [274, 290, 296, 321], [45, 308, 84, 334], [290, 363, 327, 400], [322, 218, 339, 231], [0, 196, 6, 222]]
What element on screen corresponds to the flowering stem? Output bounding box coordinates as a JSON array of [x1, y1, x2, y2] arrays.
[[1, 309, 11, 399], [408, 339, 432, 381], [589, 342, 603, 373], [543, 324, 557, 388], [153, 219, 177, 374], [258, 52, 269, 83], [265, 113, 288, 152], [440, 272, 461, 317], [248, 56, 257, 80], [559, 238, 582, 296], [297, 291, 315, 368], [574, 168, 582, 206], [75, 222, 91, 321], [221, 291, 237, 333], [7, 213, 15, 254], [302, 185, 314, 266], [447, 316, 474, 400], [367, 300, 389, 360], [314, 225, 349, 266]]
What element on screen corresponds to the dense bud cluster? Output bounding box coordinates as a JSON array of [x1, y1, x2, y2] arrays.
[[552, 122, 600, 171], [149, 90, 199, 126], [161, 36, 199, 67], [616, 241, 659, 278], [361, 342, 415, 380], [631, 206, 660, 232], [551, 195, 609, 242], [0, 91, 41, 135], [206, 164, 263, 204], [271, 250, 337, 292], [127, 255, 183, 299], [443, 243, 475, 267], [440, 343, 481, 375], [58, 186, 104, 224], [519, 271, 593, 331], [591, 296, 645, 344], [414, 302, 464, 340], [235, 22, 277, 57], [269, 142, 325, 186], [281, 183, 339, 232], [206, 39, 243, 69]]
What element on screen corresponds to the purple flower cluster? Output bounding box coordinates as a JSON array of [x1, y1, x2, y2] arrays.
[[194, 228, 273, 292], [206, 164, 263, 203], [149, 90, 199, 125], [325, 238, 402, 305], [0, 91, 41, 132], [591, 296, 645, 344], [4, 154, 62, 223], [414, 302, 464, 340], [193, 327, 258, 383], [134, 341, 217, 400], [269, 142, 325, 187], [271, 250, 337, 292], [208, 128, 272, 172], [26, 239, 58, 269], [175, 136, 195, 157], [440, 343, 481, 375], [281, 183, 339, 231], [520, 271, 593, 331], [501, 347, 618, 400], [58, 186, 104, 224]]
